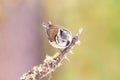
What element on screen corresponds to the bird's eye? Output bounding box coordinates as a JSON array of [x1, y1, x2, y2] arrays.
[[62, 40, 66, 42]]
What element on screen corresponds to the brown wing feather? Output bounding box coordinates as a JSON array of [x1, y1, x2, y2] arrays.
[[46, 25, 59, 42]]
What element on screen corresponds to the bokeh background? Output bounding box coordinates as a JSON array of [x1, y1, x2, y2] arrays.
[[0, 0, 120, 80]]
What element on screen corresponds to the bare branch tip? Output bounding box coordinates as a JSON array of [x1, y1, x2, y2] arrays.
[[78, 27, 83, 36]]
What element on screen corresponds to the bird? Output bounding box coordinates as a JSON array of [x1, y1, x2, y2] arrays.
[[42, 21, 72, 49]]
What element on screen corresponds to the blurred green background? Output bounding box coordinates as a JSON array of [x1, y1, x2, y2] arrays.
[[43, 0, 120, 80]]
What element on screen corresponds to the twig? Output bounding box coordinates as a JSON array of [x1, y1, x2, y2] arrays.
[[20, 27, 83, 80]]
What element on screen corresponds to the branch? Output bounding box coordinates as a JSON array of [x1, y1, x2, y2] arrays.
[[20, 28, 83, 80]]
